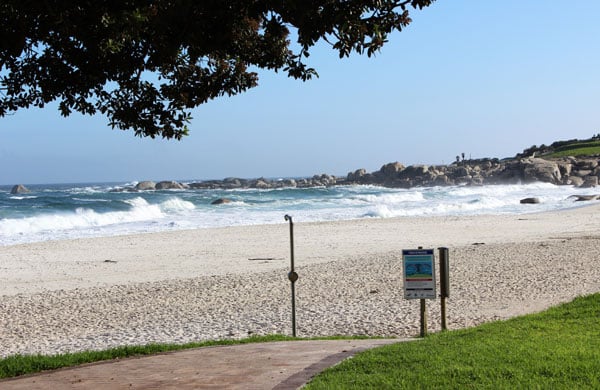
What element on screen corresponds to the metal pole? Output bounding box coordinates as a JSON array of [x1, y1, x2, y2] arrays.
[[286, 215, 295, 272], [284, 215, 298, 337], [440, 293, 447, 331], [420, 299, 427, 337], [438, 247, 449, 331]]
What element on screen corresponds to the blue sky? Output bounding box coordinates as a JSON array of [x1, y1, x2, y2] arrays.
[[1, 1, 599, 185]]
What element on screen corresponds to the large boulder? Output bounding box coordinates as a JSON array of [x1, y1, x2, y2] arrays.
[[556, 161, 573, 176], [295, 178, 312, 188], [451, 166, 470, 178], [282, 179, 297, 188], [156, 181, 186, 190], [433, 175, 452, 186], [211, 198, 233, 205], [253, 178, 271, 189], [222, 178, 243, 189], [10, 184, 30, 194], [312, 174, 336, 186], [486, 160, 521, 183], [569, 195, 598, 201], [572, 169, 592, 178], [564, 176, 584, 186], [347, 168, 367, 182], [399, 165, 429, 179], [580, 176, 599, 188], [522, 158, 562, 184], [575, 159, 599, 170], [135, 181, 156, 190], [481, 161, 493, 170], [379, 162, 405, 177], [520, 197, 540, 204]]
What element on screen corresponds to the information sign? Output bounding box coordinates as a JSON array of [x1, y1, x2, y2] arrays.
[[403, 249, 436, 299]]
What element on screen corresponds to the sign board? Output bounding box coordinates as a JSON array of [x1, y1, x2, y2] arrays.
[[403, 249, 436, 299]]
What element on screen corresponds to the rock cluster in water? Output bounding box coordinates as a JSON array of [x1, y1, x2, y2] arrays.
[[10, 184, 30, 194], [107, 156, 600, 192], [347, 156, 600, 188]]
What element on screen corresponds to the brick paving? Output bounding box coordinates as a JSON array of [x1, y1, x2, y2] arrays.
[[0, 339, 405, 389]]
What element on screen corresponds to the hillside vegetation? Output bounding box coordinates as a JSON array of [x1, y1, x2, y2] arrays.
[[518, 135, 600, 159]]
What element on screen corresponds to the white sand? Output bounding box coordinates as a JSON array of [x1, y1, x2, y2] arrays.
[[1, 204, 600, 357]]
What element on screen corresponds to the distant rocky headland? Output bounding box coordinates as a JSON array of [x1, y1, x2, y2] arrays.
[[102, 156, 600, 193], [9, 138, 600, 195], [8, 156, 599, 196]]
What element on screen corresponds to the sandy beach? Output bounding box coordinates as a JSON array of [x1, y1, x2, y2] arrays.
[[1, 204, 600, 357]]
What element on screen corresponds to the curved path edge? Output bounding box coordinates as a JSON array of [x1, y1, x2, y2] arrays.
[[0, 338, 411, 389]]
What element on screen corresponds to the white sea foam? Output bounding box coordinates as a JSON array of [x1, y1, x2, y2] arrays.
[[159, 197, 196, 213], [363, 205, 396, 218], [349, 191, 425, 205], [0, 183, 595, 246], [72, 197, 110, 202], [0, 196, 167, 245], [68, 186, 104, 194]]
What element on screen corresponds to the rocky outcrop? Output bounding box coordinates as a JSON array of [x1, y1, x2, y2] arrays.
[[10, 184, 30, 194], [520, 197, 540, 204], [187, 176, 343, 190], [347, 168, 368, 182], [344, 156, 600, 189], [156, 181, 187, 190], [111, 180, 187, 192], [211, 198, 233, 205], [581, 176, 598, 188], [522, 158, 562, 183], [111, 156, 600, 192], [135, 181, 156, 191], [569, 195, 599, 201], [379, 162, 405, 176]]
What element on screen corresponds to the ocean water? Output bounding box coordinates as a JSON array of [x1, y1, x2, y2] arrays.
[[0, 181, 594, 246]]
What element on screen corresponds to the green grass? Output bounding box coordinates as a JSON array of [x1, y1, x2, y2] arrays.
[[305, 293, 600, 389], [0, 334, 379, 379], [543, 140, 600, 158], [552, 140, 600, 152]]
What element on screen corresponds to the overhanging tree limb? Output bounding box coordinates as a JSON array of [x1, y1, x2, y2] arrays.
[[0, 0, 435, 139]]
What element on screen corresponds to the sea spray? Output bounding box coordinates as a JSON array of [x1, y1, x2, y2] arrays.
[[0, 182, 593, 246]]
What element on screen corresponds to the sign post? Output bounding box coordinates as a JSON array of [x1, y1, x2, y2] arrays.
[[403, 248, 436, 337], [438, 247, 450, 331], [284, 214, 298, 337]]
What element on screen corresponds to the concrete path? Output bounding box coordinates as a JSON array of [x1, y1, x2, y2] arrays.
[[0, 339, 408, 389]]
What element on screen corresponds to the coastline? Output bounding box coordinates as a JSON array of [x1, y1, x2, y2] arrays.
[[2, 181, 595, 247], [1, 203, 598, 296], [1, 205, 600, 357]]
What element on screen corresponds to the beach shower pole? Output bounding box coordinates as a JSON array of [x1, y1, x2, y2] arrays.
[[420, 299, 427, 337], [438, 247, 450, 331], [285, 215, 298, 337]]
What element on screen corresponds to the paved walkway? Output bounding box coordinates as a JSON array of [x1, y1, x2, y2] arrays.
[[0, 339, 408, 389]]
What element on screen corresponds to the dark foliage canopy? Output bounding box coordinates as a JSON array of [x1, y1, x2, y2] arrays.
[[0, 1, 434, 139]]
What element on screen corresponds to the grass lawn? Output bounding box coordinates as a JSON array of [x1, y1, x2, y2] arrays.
[[546, 146, 600, 158], [543, 140, 600, 158], [305, 293, 600, 389]]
